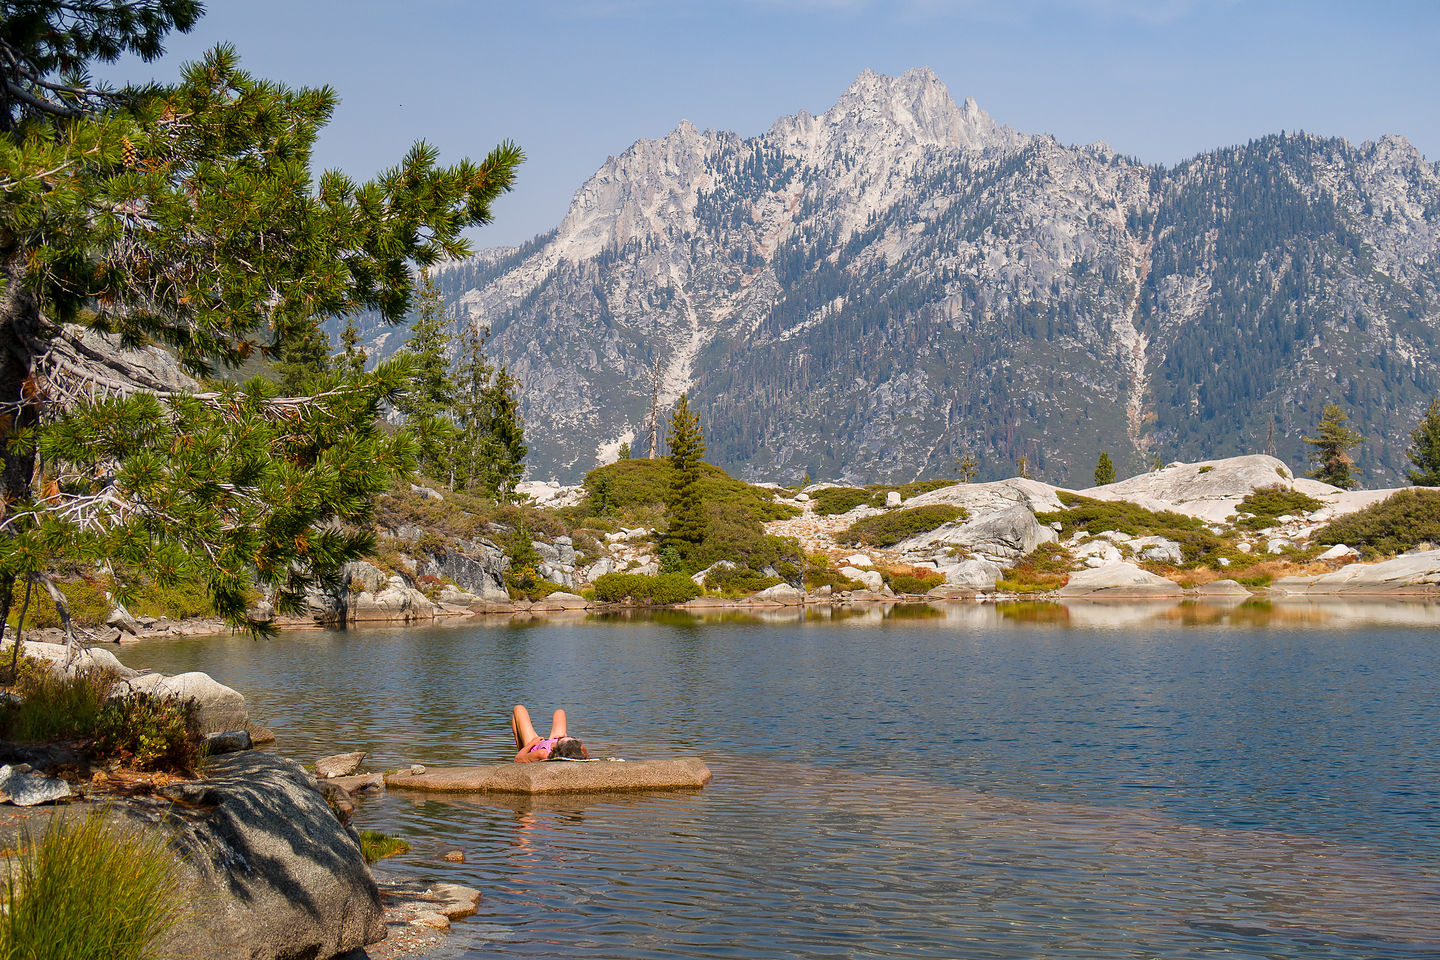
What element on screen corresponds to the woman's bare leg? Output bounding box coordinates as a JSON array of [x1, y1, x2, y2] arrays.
[[548, 709, 569, 739], [511, 704, 539, 750]]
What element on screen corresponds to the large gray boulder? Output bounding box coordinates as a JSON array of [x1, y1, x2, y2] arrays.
[[898, 505, 1056, 562], [122, 671, 249, 733], [911, 557, 1003, 590], [904, 477, 1069, 515], [1057, 562, 1184, 598], [138, 752, 383, 959]]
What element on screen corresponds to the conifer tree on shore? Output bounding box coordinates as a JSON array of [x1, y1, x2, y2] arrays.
[[665, 393, 706, 553], [1093, 451, 1116, 486], [1304, 404, 1364, 489], [0, 1, 522, 635]]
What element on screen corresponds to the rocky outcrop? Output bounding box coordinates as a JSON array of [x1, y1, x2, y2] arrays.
[[1057, 562, 1185, 598], [1270, 550, 1440, 595], [896, 505, 1056, 562]]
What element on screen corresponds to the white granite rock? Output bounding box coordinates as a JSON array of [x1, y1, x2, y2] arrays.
[[1057, 562, 1184, 598]]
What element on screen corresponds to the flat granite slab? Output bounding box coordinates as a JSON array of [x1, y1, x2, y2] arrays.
[[384, 758, 712, 795]]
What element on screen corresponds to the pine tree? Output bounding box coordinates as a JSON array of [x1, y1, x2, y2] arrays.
[[1304, 403, 1364, 489], [1405, 397, 1440, 486], [617, 442, 631, 461], [664, 393, 706, 553], [476, 366, 526, 501], [1014, 454, 1030, 480], [394, 270, 457, 480], [954, 452, 978, 483], [1094, 451, 1116, 486], [450, 318, 493, 491], [0, 4, 522, 635]]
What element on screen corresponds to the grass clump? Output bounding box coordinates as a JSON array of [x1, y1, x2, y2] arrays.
[[1314, 489, 1440, 556], [996, 543, 1073, 593], [592, 573, 701, 605], [1233, 486, 1325, 530], [359, 830, 410, 864], [1040, 492, 1207, 538], [0, 812, 183, 960], [839, 505, 967, 548]]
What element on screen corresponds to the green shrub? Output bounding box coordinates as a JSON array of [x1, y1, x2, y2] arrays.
[[839, 505, 967, 547], [127, 578, 220, 621], [810, 486, 881, 516], [801, 555, 864, 592], [0, 813, 182, 960], [592, 572, 701, 605], [95, 693, 204, 774], [704, 566, 782, 597], [359, 830, 410, 864], [570, 459, 799, 525], [688, 505, 802, 572], [1314, 489, 1440, 556], [1233, 486, 1325, 530], [1040, 492, 1207, 538]]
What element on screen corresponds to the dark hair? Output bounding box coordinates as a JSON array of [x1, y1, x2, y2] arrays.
[[547, 738, 588, 760]]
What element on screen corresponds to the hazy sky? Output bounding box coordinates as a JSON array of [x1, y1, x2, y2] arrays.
[[109, 0, 1439, 249]]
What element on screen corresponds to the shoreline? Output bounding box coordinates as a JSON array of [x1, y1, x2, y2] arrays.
[[47, 585, 1437, 645]]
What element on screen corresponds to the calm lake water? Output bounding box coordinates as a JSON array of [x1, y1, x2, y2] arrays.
[[122, 600, 1440, 959]]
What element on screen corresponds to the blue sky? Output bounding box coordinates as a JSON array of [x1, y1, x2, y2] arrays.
[[111, 0, 1440, 249]]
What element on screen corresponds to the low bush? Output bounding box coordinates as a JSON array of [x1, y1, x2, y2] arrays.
[[570, 459, 799, 525], [0, 813, 183, 960], [359, 830, 410, 864], [882, 568, 944, 594], [95, 693, 204, 774], [0, 656, 203, 774], [1233, 486, 1325, 530], [810, 486, 880, 516], [801, 555, 864, 592], [1314, 489, 1440, 556], [1039, 492, 1207, 539], [704, 566, 782, 597], [996, 543, 1073, 593], [839, 505, 967, 547], [592, 572, 701, 605]]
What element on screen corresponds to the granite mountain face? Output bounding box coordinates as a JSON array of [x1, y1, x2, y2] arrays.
[[339, 68, 1440, 485]]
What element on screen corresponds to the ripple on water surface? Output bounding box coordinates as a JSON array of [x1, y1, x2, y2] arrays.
[[120, 605, 1440, 959]]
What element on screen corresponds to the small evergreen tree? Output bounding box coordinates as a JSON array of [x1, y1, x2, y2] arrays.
[[450, 317, 493, 491], [394, 271, 457, 480], [617, 441, 631, 461], [1094, 451, 1116, 486], [1014, 454, 1030, 480], [954, 452, 978, 483], [1405, 397, 1440, 486], [1305, 403, 1364, 489], [476, 366, 526, 501], [664, 393, 707, 554]]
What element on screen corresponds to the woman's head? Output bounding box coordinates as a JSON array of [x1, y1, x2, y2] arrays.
[[547, 737, 588, 760]]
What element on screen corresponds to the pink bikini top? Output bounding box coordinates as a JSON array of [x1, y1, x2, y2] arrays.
[[527, 737, 561, 754]]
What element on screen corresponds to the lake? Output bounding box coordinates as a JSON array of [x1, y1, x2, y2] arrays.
[[120, 600, 1440, 959]]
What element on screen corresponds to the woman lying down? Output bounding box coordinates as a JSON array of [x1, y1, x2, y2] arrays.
[[510, 704, 590, 762]]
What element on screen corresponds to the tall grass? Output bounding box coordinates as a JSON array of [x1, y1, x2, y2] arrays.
[[0, 812, 183, 960]]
